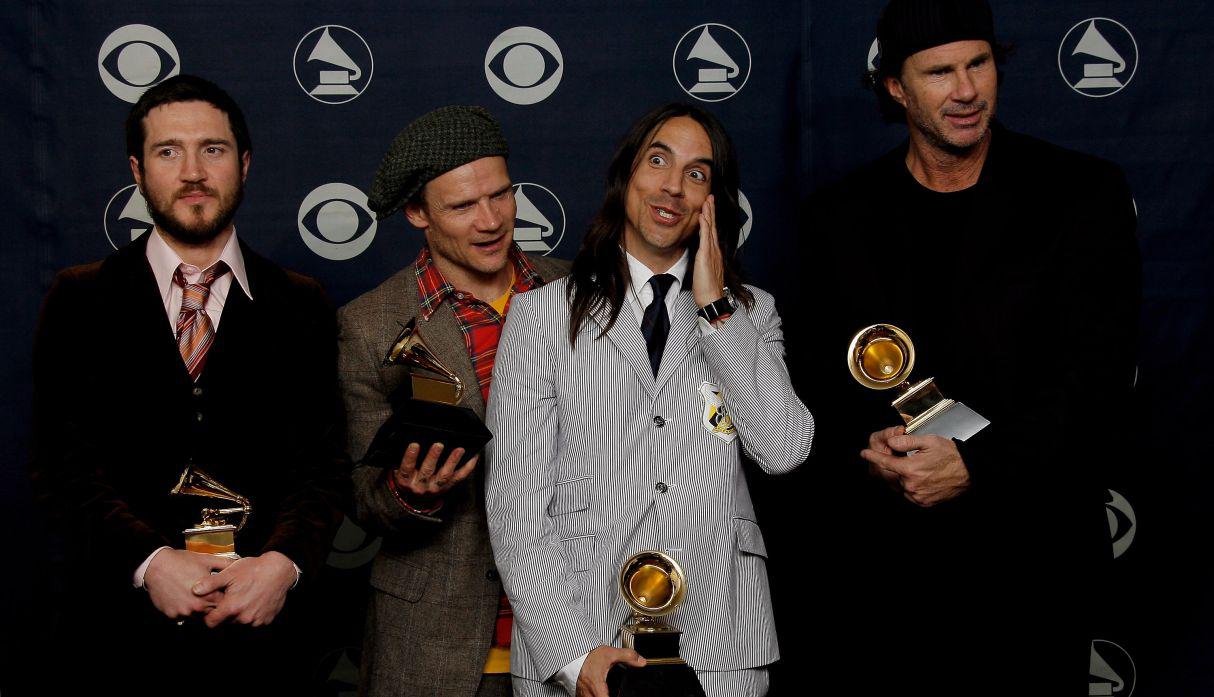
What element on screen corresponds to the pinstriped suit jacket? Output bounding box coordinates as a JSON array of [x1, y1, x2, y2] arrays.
[[484, 278, 814, 686]]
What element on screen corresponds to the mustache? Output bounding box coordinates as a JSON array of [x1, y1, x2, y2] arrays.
[[175, 183, 218, 199], [943, 100, 989, 116]]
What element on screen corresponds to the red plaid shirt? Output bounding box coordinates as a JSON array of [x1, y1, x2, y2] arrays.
[[415, 244, 543, 403], [413, 243, 544, 660]]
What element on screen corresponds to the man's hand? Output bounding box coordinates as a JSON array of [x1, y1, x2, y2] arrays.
[[861, 427, 971, 507], [576, 646, 647, 697], [192, 551, 297, 628], [394, 442, 478, 498], [864, 426, 906, 492], [143, 549, 233, 620], [692, 194, 726, 310]]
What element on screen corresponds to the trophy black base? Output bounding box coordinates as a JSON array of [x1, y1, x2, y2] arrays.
[[607, 663, 707, 697], [363, 398, 491, 470]]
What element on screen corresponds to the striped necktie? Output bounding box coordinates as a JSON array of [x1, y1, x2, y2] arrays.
[[174, 261, 229, 381]]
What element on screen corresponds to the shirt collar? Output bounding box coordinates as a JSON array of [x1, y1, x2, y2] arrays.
[[413, 243, 544, 320], [625, 248, 690, 298], [145, 227, 252, 299]]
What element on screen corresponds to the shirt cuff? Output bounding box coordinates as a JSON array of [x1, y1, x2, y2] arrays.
[[133, 546, 172, 588], [555, 653, 588, 696]]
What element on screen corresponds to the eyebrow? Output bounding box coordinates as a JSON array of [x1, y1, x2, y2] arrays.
[[148, 137, 234, 149], [646, 140, 714, 168], [448, 183, 513, 209], [923, 51, 991, 73]]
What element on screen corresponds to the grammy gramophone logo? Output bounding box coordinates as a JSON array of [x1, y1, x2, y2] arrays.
[[673, 23, 752, 102], [293, 25, 375, 104], [512, 182, 565, 255], [1058, 18, 1138, 98]]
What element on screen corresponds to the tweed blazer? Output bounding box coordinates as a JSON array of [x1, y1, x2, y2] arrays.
[[338, 252, 568, 697], [484, 278, 814, 689]]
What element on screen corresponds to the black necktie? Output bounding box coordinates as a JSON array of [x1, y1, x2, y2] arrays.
[[640, 273, 676, 377]]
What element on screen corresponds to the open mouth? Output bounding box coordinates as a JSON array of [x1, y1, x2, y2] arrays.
[[649, 204, 684, 226], [472, 234, 507, 251]]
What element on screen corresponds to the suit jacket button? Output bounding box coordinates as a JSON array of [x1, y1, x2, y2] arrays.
[[192, 386, 203, 397], [653, 415, 666, 428], [486, 569, 500, 581], [655, 482, 668, 493], [195, 412, 204, 423]]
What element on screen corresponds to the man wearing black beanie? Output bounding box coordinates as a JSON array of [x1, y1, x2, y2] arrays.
[[795, 0, 1140, 694]]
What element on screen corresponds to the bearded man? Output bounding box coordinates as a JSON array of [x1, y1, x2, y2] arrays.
[[30, 74, 347, 695]]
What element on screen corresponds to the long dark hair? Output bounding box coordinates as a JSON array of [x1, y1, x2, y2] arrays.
[[566, 103, 753, 347]]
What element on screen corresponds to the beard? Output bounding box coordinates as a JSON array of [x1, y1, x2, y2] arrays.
[[910, 100, 993, 155], [143, 180, 244, 245]]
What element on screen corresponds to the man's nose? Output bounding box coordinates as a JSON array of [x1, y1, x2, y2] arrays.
[[180, 150, 205, 182], [474, 199, 503, 230]]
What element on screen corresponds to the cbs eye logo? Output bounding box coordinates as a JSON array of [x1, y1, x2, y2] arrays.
[[98, 25, 181, 103], [1104, 489, 1137, 559], [736, 190, 754, 248], [297, 183, 377, 261], [325, 516, 381, 570], [485, 27, 563, 105]]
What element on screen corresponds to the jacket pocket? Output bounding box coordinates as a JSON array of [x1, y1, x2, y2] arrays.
[[548, 476, 591, 516], [560, 533, 596, 573], [369, 554, 430, 602], [734, 517, 768, 559]]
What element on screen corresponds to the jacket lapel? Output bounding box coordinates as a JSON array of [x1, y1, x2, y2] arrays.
[[106, 234, 195, 386], [419, 304, 483, 415], [377, 272, 485, 418], [592, 302, 655, 398]]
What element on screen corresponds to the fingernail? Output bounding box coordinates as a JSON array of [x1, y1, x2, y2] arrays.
[[407, 443, 420, 453], [192, 583, 204, 594]]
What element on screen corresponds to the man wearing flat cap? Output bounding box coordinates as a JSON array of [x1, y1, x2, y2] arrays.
[[337, 105, 568, 697], [793, 0, 1140, 694]]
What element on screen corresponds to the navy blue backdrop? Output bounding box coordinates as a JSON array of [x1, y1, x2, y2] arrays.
[[2, 2, 1210, 694]]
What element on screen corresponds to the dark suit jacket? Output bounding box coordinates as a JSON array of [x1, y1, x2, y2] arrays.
[[338, 252, 567, 697], [30, 232, 348, 692]]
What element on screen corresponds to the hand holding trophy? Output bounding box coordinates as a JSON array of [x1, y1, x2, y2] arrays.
[[847, 324, 989, 441], [605, 551, 707, 697], [362, 318, 491, 473]]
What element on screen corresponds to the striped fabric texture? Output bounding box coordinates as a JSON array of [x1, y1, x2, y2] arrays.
[[485, 278, 814, 687], [173, 261, 228, 381]]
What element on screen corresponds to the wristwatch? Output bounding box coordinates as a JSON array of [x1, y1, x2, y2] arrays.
[[697, 286, 736, 323]]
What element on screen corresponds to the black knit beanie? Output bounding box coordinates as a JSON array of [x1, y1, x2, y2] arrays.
[[875, 0, 996, 78]]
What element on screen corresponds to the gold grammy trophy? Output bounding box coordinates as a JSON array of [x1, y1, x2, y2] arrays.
[[362, 318, 491, 469], [847, 324, 990, 441], [608, 551, 706, 697], [170, 466, 251, 559]]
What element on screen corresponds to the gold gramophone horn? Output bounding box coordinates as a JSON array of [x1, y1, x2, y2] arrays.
[[847, 324, 916, 391], [171, 466, 251, 532], [384, 318, 465, 404], [619, 550, 687, 619]]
